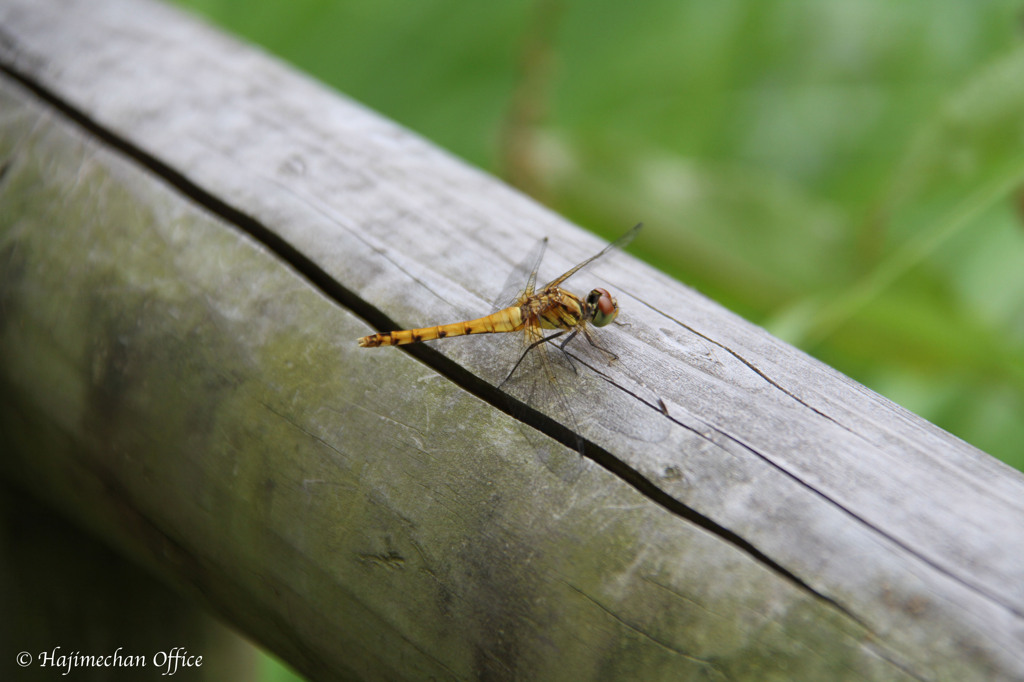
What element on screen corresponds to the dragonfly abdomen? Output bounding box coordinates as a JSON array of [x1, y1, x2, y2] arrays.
[[358, 307, 525, 347]]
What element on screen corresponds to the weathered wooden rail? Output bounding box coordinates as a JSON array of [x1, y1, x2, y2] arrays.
[[1, 0, 1022, 680]]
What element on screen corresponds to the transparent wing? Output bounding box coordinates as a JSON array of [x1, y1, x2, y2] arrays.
[[541, 223, 641, 291], [500, 322, 588, 454], [489, 223, 658, 456], [493, 236, 548, 311]]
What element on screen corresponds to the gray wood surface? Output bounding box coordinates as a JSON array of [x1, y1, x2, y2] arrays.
[[1, 0, 1022, 680]]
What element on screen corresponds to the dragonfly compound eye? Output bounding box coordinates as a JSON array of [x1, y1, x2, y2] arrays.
[[589, 288, 619, 327]]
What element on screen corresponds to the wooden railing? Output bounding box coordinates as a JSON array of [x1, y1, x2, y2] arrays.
[[1, 0, 1022, 679]]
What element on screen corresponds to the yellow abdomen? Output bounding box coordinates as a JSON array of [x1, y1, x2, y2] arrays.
[[357, 307, 525, 347]]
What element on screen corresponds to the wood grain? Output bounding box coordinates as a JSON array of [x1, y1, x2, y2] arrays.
[[1, 0, 1021, 679]]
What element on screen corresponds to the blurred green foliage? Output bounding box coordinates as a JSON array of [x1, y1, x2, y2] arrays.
[[260, 652, 303, 682], [173, 0, 1024, 473]]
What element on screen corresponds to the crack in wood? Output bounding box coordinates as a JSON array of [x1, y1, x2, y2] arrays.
[[644, 300, 860, 436], [639, 300, 1024, 622], [561, 580, 726, 674]]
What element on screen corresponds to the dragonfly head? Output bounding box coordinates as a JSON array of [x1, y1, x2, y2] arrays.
[[587, 287, 620, 327]]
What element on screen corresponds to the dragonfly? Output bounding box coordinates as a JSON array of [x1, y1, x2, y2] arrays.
[[358, 223, 659, 448]]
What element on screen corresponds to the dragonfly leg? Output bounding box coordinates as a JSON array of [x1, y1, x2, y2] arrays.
[[581, 327, 618, 361], [555, 330, 581, 375], [500, 331, 567, 387]]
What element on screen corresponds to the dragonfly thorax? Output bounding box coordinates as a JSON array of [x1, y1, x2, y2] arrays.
[[529, 289, 586, 331], [526, 287, 620, 332]]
